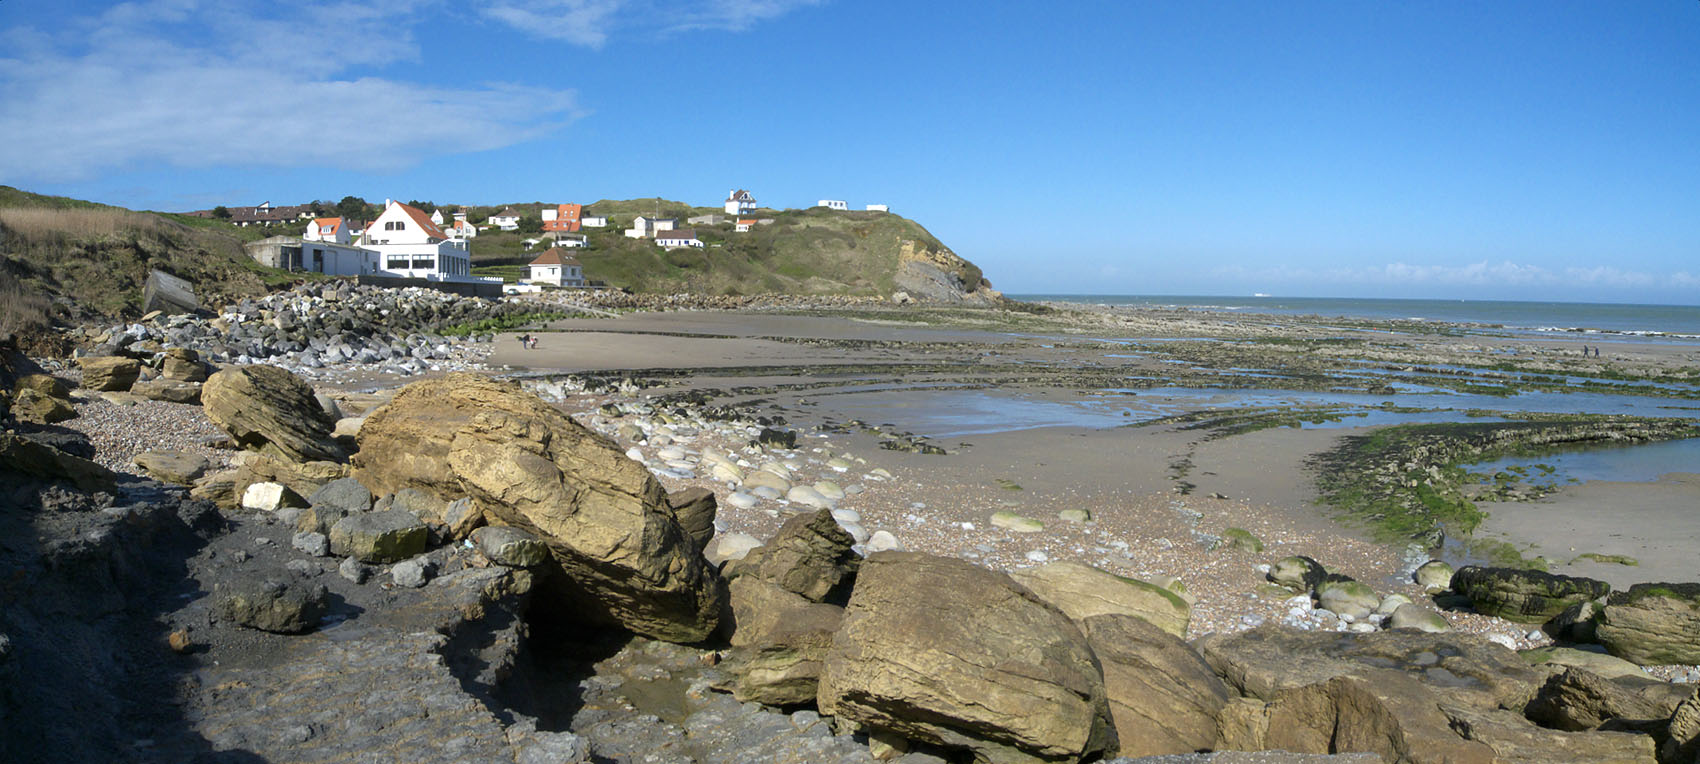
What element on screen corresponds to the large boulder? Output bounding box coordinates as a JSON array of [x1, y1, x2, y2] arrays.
[[1524, 667, 1689, 734], [1597, 583, 1700, 665], [817, 551, 1115, 764], [1451, 566, 1610, 624], [133, 450, 210, 486], [1083, 613, 1229, 757], [77, 356, 140, 392], [718, 576, 844, 705], [217, 577, 329, 634], [1200, 625, 1655, 763], [730, 508, 858, 604], [351, 373, 722, 643], [668, 486, 717, 551], [202, 365, 343, 463], [0, 431, 118, 493], [161, 347, 209, 382], [11, 387, 77, 424], [1010, 561, 1190, 637], [130, 378, 202, 404]]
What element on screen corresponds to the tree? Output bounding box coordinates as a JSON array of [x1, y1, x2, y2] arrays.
[[336, 196, 369, 221], [518, 215, 543, 234], [211, 206, 230, 219]]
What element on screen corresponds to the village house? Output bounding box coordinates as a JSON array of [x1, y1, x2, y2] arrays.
[[735, 219, 757, 232], [212, 201, 317, 227], [581, 214, 608, 228], [655, 229, 703, 249], [866, 204, 889, 212], [724, 189, 757, 215], [817, 199, 848, 211], [625, 216, 677, 239], [429, 209, 444, 225], [445, 211, 477, 240], [543, 231, 587, 248], [487, 207, 522, 231], [360, 200, 473, 280], [541, 203, 582, 232], [303, 217, 353, 244], [526, 248, 585, 287]]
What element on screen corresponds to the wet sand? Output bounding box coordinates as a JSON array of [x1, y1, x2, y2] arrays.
[[1474, 473, 1700, 590]]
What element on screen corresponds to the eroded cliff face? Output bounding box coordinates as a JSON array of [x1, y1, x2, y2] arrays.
[[894, 239, 1002, 304]]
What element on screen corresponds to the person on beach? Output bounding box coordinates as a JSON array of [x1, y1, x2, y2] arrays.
[[519, 333, 530, 350]]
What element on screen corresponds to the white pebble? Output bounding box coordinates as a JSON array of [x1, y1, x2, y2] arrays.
[[1025, 550, 1050, 563]]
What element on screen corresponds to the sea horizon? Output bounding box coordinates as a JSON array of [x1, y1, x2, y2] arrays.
[[1011, 293, 1700, 338]]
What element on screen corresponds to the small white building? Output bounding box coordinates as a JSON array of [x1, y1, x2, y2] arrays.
[[245, 236, 376, 276], [817, 199, 848, 211], [359, 200, 473, 281], [547, 232, 588, 248], [655, 229, 703, 249], [487, 208, 522, 231], [304, 217, 353, 244], [581, 215, 608, 228], [865, 204, 889, 213], [526, 248, 584, 287], [724, 189, 757, 215], [735, 218, 757, 232], [625, 216, 677, 239], [429, 209, 444, 225], [445, 212, 477, 240]]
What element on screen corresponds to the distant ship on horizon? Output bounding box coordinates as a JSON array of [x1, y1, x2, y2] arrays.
[[1253, 292, 1271, 297]]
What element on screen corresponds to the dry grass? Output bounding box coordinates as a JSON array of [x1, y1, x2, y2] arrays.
[[0, 207, 166, 242], [0, 270, 51, 341]]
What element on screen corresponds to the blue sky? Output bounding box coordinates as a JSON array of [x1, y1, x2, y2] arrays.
[[2, 1, 1696, 303]]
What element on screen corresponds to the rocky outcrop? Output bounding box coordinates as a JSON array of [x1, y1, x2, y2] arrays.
[[77, 355, 140, 392], [894, 240, 1001, 305], [1199, 625, 1655, 763], [1525, 667, 1689, 734], [133, 450, 210, 485], [1597, 583, 1700, 665], [1083, 613, 1230, 757], [1451, 566, 1610, 624], [1010, 560, 1190, 637], [352, 373, 722, 643], [730, 509, 859, 604], [202, 365, 343, 463], [817, 551, 1114, 764]]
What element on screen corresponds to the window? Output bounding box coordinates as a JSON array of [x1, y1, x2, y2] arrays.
[[387, 256, 409, 270], [412, 257, 434, 270]]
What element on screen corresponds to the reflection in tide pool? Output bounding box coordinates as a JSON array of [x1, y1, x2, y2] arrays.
[[1469, 437, 1700, 485]]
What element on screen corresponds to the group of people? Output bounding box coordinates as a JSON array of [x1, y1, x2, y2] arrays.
[[1581, 345, 1601, 358], [518, 333, 538, 350]]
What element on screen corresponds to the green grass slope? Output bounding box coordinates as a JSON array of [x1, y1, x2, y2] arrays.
[[474, 200, 994, 299]]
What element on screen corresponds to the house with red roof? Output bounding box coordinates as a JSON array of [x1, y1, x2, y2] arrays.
[[359, 200, 473, 281], [541, 203, 583, 233], [304, 216, 353, 244], [527, 248, 585, 287]]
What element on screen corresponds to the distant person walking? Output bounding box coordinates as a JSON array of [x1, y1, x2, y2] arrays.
[[519, 333, 530, 350]]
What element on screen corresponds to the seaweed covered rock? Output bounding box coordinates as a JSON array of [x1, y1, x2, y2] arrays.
[[202, 365, 342, 463], [1451, 566, 1610, 624], [817, 551, 1114, 764], [1597, 583, 1700, 665], [352, 373, 722, 643]]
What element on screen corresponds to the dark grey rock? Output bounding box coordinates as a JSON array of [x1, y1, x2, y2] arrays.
[[308, 477, 373, 514], [217, 578, 328, 634]]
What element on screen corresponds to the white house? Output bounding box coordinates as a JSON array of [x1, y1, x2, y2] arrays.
[[359, 200, 473, 281], [735, 218, 757, 232], [581, 215, 608, 228], [625, 216, 677, 239], [865, 204, 889, 213], [304, 217, 353, 244], [817, 199, 848, 211], [244, 236, 376, 276], [655, 229, 703, 249], [547, 232, 588, 248], [445, 212, 478, 240], [429, 209, 444, 225], [487, 207, 522, 231], [724, 189, 757, 215], [526, 248, 585, 287]]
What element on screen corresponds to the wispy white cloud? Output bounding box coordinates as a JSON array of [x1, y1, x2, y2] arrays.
[[478, 0, 820, 46], [0, 0, 581, 183], [1212, 261, 1700, 290]]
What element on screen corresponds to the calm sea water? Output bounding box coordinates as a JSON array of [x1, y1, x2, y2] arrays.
[[1012, 294, 1700, 338]]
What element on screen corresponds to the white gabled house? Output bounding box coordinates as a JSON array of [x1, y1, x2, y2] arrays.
[[655, 228, 703, 249], [724, 189, 757, 215], [526, 248, 585, 287], [487, 207, 522, 231], [817, 199, 848, 211], [625, 216, 677, 239], [304, 217, 353, 244], [445, 212, 477, 240], [581, 215, 608, 228], [429, 209, 445, 225], [359, 200, 473, 280]]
